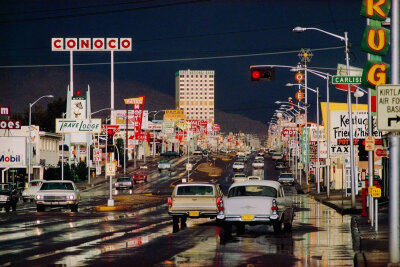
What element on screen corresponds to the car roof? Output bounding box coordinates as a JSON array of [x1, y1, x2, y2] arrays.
[[30, 179, 45, 182], [176, 182, 217, 187], [42, 180, 74, 183], [229, 180, 281, 190]]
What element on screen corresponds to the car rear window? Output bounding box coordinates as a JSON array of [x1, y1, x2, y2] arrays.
[[228, 186, 277, 198], [41, 182, 74, 190], [176, 185, 214, 196], [117, 177, 131, 182], [279, 174, 293, 178]]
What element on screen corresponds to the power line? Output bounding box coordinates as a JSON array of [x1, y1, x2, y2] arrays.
[[0, 45, 345, 69], [0, 0, 209, 23]]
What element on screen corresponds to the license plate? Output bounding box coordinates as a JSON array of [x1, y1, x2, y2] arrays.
[[242, 214, 254, 221], [189, 211, 199, 217]]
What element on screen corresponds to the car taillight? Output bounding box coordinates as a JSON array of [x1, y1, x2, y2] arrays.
[[168, 197, 172, 207], [217, 197, 224, 211], [271, 199, 278, 211]]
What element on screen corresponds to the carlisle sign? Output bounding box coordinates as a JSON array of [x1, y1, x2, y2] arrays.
[[52, 38, 132, 51]]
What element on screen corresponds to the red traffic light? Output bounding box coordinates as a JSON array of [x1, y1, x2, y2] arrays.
[[252, 70, 261, 80], [76, 90, 82, 96], [250, 66, 275, 81]]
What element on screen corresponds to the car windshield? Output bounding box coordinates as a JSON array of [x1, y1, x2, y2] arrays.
[[228, 186, 277, 198], [279, 174, 293, 178], [234, 162, 244, 165], [273, 153, 281, 156], [234, 174, 246, 177], [176, 185, 214, 196], [41, 182, 74, 190], [117, 177, 131, 182]]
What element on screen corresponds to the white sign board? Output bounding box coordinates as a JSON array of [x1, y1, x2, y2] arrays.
[[309, 126, 326, 141], [93, 148, 102, 162], [52, 38, 132, 51], [105, 163, 116, 176], [376, 84, 400, 131], [0, 137, 26, 167], [96, 165, 102, 175], [56, 119, 102, 133]]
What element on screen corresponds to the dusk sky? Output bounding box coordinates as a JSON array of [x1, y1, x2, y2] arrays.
[[0, 0, 377, 125]]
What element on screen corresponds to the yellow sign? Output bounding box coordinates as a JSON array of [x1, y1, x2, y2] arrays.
[[368, 186, 376, 195], [242, 214, 254, 221], [124, 97, 144, 105], [164, 109, 186, 123], [371, 187, 381, 198], [365, 136, 375, 151]]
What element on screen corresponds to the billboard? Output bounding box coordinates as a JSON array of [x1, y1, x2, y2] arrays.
[[52, 38, 132, 51], [56, 119, 102, 133], [164, 110, 185, 123], [0, 137, 26, 167]]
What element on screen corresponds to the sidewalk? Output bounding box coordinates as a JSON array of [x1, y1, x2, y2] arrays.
[[300, 181, 390, 267]]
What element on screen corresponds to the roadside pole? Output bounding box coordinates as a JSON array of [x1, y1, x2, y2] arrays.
[[390, 0, 400, 263]]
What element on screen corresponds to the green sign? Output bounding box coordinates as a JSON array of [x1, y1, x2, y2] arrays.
[[331, 76, 362, 85]]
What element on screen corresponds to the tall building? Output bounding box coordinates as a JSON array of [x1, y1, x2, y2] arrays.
[[175, 70, 215, 122]]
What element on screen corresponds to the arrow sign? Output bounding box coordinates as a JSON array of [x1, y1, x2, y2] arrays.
[[388, 115, 400, 126]]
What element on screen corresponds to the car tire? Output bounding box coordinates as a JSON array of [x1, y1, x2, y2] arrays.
[[172, 216, 180, 232], [12, 203, 17, 211], [273, 221, 282, 233], [236, 224, 245, 236], [284, 222, 292, 231], [36, 204, 45, 212], [71, 205, 78, 212], [23, 198, 27, 203], [5, 205, 10, 212], [134, 181, 137, 184]]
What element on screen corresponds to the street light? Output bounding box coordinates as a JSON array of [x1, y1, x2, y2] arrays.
[[28, 94, 54, 182], [294, 26, 358, 207]]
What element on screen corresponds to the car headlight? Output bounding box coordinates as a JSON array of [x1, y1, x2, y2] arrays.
[[36, 195, 42, 200], [69, 195, 75, 200]]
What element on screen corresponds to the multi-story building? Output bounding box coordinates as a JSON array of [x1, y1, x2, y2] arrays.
[[175, 70, 215, 122]]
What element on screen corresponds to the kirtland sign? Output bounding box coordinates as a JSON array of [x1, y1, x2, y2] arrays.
[[52, 38, 132, 51]]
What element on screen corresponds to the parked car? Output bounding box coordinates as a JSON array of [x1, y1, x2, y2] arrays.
[[233, 173, 247, 183], [232, 161, 245, 172], [168, 182, 224, 230], [254, 156, 264, 161], [252, 159, 264, 169], [257, 151, 264, 157], [278, 173, 295, 185], [272, 152, 283, 160], [275, 160, 286, 170], [22, 179, 45, 202], [268, 148, 276, 155], [218, 180, 294, 235], [35, 180, 80, 212], [115, 176, 134, 189], [0, 183, 19, 212], [133, 170, 148, 184], [158, 160, 172, 172]]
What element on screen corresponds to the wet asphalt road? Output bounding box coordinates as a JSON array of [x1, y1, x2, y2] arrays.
[[0, 154, 354, 267]]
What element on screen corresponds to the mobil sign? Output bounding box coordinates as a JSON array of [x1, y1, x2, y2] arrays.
[[0, 137, 26, 167], [281, 127, 297, 138]]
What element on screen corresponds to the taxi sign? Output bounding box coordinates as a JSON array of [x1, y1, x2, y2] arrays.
[[371, 187, 381, 198], [368, 186, 376, 195]]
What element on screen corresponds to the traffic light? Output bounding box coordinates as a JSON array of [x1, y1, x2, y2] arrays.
[[358, 139, 368, 161], [250, 66, 275, 81], [107, 129, 114, 152]]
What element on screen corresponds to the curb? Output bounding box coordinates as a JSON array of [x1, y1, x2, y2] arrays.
[[94, 205, 132, 211]]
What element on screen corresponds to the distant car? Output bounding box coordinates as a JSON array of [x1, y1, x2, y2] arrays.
[[115, 177, 134, 189], [193, 150, 203, 155], [218, 180, 294, 235], [0, 183, 19, 212], [35, 180, 80, 212], [161, 151, 180, 158], [158, 160, 172, 172], [278, 173, 295, 185], [268, 148, 276, 155], [252, 159, 264, 169], [232, 161, 245, 172], [257, 151, 264, 157], [22, 179, 45, 202], [247, 176, 262, 181], [275, 161, 286, 170], [233, 173, 247, 183], [254, 156, 264, 161], [272, 152, 283, 160], [133, 171, 148, 184]]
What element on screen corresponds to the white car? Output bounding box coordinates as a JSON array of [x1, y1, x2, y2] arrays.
[[35, 180, 80, 212], [218, 180, 294, 235], [233, 173, 247, 183], [232, 161, 245, 172], [22, 180, 45, 202], [278, 173, 295, 185], [255, 156, 264, 161], [272, 152, 283, 160], [252, 160, 264, 169]]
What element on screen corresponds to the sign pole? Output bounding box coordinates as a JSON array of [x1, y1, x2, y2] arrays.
[[326, 74, 331, 198], [390, 0, 400, 263]]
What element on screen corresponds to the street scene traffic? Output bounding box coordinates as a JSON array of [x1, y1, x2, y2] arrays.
[[0, 0, 399, 266]]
